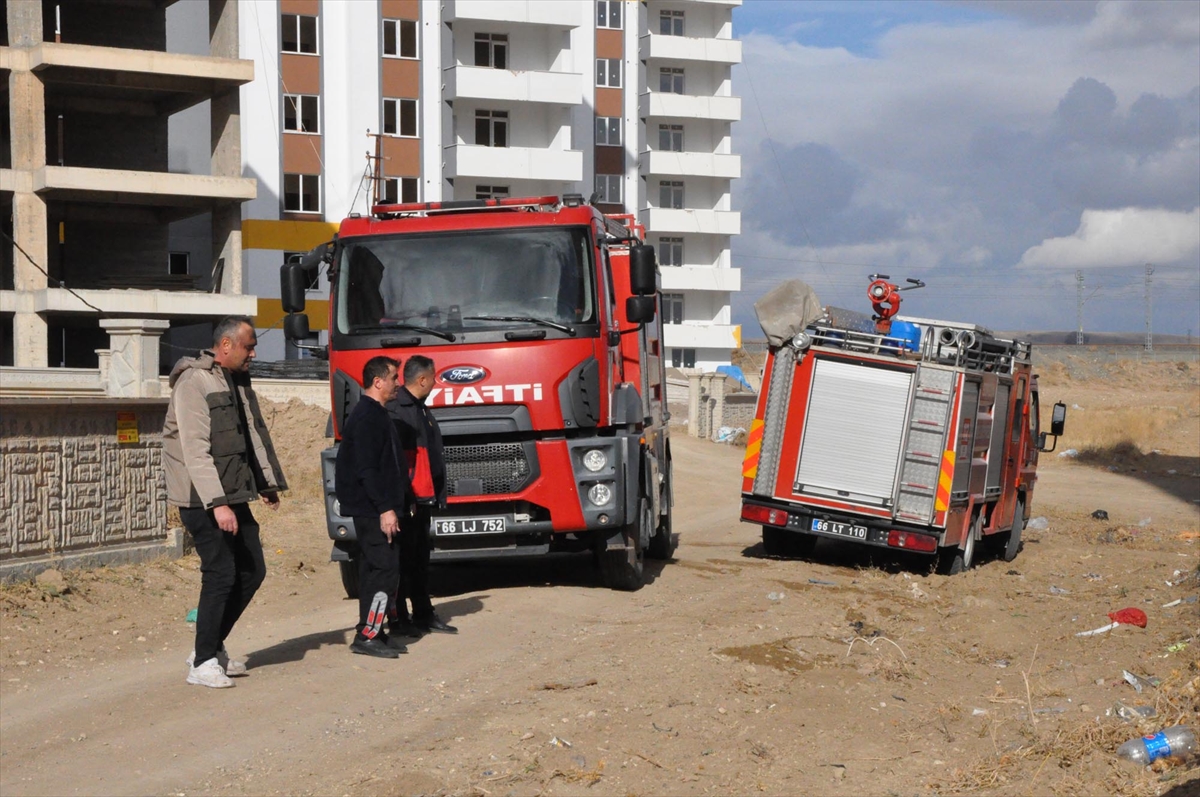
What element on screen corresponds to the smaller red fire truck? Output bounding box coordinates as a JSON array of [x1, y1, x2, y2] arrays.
[[740, 277, 1065, 573]]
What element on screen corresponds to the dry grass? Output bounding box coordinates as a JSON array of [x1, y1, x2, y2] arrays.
[[1062, 407, 1192, 457]]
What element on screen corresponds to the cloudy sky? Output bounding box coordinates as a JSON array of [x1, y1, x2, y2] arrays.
[[730, 0, 1200, 337]]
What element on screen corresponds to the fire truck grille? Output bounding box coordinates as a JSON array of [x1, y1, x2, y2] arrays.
[[444, 443, 532, 496]]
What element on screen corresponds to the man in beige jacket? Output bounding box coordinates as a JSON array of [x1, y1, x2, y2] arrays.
[[163, 316, 287, 688]]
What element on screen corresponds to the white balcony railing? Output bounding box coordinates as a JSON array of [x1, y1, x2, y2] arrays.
[[641, 207, 741, 236], [640, 150, 740, 180], [444, 65, 582, 105], [660, 265, 742, 293], [663, 323, 740, 351], [444, 145, 583, 182], [640, 34, 742, 64], [640, 91, 741, 122], [443, 0, 581, 27]]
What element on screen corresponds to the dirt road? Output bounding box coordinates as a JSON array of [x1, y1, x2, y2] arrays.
[[2, 362, 1198, 797]]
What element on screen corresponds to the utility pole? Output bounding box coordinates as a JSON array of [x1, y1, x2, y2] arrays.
[[1144, 264, 1154, 352], [1075, 270, 1085, 345]]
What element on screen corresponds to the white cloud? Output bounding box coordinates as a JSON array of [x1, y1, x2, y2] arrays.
[[1017, 207, 1200, 269]]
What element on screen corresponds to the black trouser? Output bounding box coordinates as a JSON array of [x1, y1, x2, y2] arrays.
[[399, 505, 434, 622], [354, 515, 401, 639], [180, 503, 265, 665]]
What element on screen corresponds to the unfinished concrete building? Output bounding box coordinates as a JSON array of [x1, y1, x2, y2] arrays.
[[1, 0, 255, 378]]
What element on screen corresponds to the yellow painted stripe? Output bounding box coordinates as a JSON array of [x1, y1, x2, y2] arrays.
[[934, 450, 956, 512], [733, 324, 742, 349], [242, 219, 340, 251], [256, 298, 329, 332]]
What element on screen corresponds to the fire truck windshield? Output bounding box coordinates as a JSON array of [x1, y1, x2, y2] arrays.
[[334, 226, 596, 339]]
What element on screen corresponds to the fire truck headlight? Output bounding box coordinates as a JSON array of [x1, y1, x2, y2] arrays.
[[792, 331, 812, 350], [587, 483, 614, 507], [582, 449, 607, 472]]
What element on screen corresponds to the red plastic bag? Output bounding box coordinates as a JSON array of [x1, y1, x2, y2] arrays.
[[1108, 607, 1148, 628]]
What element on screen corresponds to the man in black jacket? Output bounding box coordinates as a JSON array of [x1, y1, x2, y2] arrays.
[[335, 356, 408, 658], [389, 355, 458, 635]]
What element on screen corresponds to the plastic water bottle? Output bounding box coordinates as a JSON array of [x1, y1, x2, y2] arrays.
[[1116, 727, 1197, 765]]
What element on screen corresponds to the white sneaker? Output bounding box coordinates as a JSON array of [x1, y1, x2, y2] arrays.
[[186, 647, 248, 677], [186, 657, 234, 688]]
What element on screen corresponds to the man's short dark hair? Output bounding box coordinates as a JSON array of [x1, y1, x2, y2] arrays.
[[363, 356, 399, 388], [403, 354, 435, 384], [213, 315, 254, 347]]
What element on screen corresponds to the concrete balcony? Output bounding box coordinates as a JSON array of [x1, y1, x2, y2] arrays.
[[444, 145, 583, 182], [640, 34, 742, 65], [444, 65, 582, 105], [444, 0, 581, 27], [640, 91, 741, 122], [664, 323, 740, 351], [0, 287, 258, 318], [641, 207, 741, 236], [31, 165, 256, 221], [660, 265, 741, 293], [640, 150, 741, 180]]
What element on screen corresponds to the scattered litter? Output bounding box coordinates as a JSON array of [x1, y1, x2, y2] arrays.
[[807, 579, 837, 586], [1058, 449, 1079, 459], [891, 694, 907, 702], [185, 609, 198, 624], [1075, 607, 1148, 637], [1163, 599, 1182, 608], [1027, 517, 1049, 531], [1124, 671, 1147, 694], [715, 426, 747, 444], [1005, 569, 1021, 576], [993, 659, 1010, 668], [1035, 707, 1066, 715], [766, 591, 785, 601], [1186, 596, 1199, 604], [548, 736, 572, 748], [1167, 642, 1190, 654], [1091, 509, 1109, 520], [1116, 726, 1197, 765], [539, 679, 598, 691], [1049, 586, 1071, 595], [1138, 518, 1152, 527], [1072, 404, 1085, 410], [971, 708, 988, 716], [1115, 702, 1158, 722], [909, 583, 928, 600], [1083, 572, 1103, 581]]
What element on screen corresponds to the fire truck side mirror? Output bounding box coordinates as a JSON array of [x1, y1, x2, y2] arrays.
[[284, 311, 310, 342], [629, 245, 657, 295], [626, 295, 657, 324], [281, 262, 308, 314], [1050, 401, 1067, 436]]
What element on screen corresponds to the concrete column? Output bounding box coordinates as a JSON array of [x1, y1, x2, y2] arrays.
[[99, 319, 171, 397], [8, 3, 50, 368], [210, 0, 243, 295], [686, 371, 702, 437]]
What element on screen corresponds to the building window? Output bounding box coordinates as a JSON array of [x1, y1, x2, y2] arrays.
[[383, 19, 418, 58], [659, 124, 683, 152], [281, 14, 318, 55], [660, 10, 684, 36], [596, 58, 622, 88], [284, 173, 321, 213], [595, 174, 622, 204], [658, 237, 683, 267], [663, 293, 684, 325], [380, 177, 419, 204], [283, 94, 320, 134], [476, 185, 510, 199], [659, 67, 684, 94], [474, 33, 508, 69], [383, 98, 418, 137], [596, 116, 621, 146], [168, 251, 189, 276], [475, 110, 509, 147], [597, 0, 622, 29], [659, 180, 684, 209], [670, 348, 696, 368]]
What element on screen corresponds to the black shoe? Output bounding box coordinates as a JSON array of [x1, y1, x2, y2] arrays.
[[350, 636, 400, 658], [383, 634, 409, 653], [417, 614, 458, 634], [389, 620, 424, 638]]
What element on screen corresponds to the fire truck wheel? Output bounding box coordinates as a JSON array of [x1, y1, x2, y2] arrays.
[[937, 511, 981, 575], [600, 498, 648, 591], [1002, 499, 1025, 562], [762, 526, 788, 557], [647, 469, 676, 560], [339, 559, 360, 600]]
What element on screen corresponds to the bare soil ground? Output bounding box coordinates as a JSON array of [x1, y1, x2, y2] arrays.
[[2, 356, 1198, 797]]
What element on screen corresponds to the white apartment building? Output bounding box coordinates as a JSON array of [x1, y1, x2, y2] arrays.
[[231, 0, 741, 368]]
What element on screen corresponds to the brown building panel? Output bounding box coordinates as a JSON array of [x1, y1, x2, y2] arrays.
[[280, 0, 319, 15], [595, 87, 622, 118], [381, 0, 419, 20], [281, 53, 321, 95], [382, 58, 420, 98], [381, 137, 420, 177], [594, 146, 624, 175], [596, 29, 623, 59], [283, 133, 324, 175]]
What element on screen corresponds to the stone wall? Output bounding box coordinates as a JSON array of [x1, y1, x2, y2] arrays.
[[686, 372, 759, 442], [0, 398, 179, 581]]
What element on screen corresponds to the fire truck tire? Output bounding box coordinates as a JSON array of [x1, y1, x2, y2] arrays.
[[762, 526, 788, 556], [938, 510, 980, 575], [1002, 499, 1025, 562], [339, 559, 360, 600], [600, 498, 648, 591]]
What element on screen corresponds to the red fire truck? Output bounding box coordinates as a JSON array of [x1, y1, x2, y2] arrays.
[[740, 277, 1065, 573], [280, 195, 674, 593]]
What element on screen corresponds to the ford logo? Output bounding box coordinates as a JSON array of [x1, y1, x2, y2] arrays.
[[439, 366, 487, 385]]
